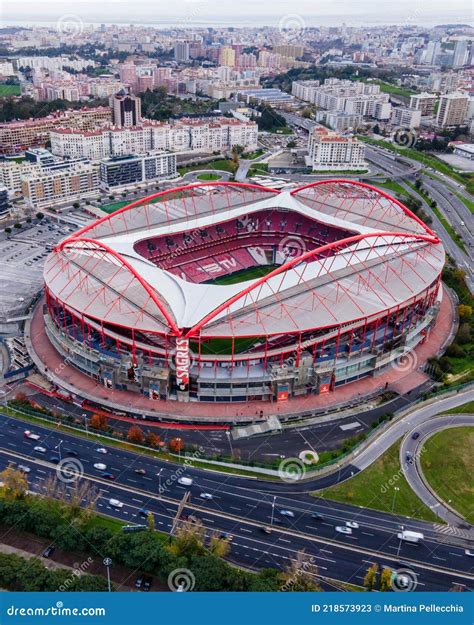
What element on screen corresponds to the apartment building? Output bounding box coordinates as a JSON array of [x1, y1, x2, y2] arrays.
[[409, 93, 438, 117], [436, 93, 470, 128], [21, 163, 100, 208], [307, 127, 366, 171], [99, 152, 177, 189], [51, 117, 258, 160], [391, 106, 422, 129], [0, 107, 112, 154]]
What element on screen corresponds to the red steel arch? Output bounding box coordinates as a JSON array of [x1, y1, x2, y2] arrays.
[[65, 181, 280, 243], [184, 230, 440, 337], [291, 179, 437, 238], [54, 237, 180, 335]]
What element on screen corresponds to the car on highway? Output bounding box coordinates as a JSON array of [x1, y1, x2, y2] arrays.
[[33, 446, 47, 454], [17, 464, 31, 473], [109, 498, 124, 508], [64, 450, 79, 457], [138, 508, 150, 518], [411, 432, 420, 440], [261, 526, 272, 534], [178, 477, 193, 486], [335, 526, 352, 535], [96, 448, 107, 454], [465, 549, 474, 557], [134, 469, 146, 475], [94, 463, 107, 470], [200, 493, 213, 500], [49, 456, 60, 464], [406, 452, 414, 464], [42, 545, 55, 558], [279, 510, 295, 518], [101, 472, 115, 480], [346, 521, 359, 529], [219, 532, 233, 542], [311, 512, 323, 520], [24, 430, 40, 440]]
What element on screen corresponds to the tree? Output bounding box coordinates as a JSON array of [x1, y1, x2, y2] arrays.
[[72, 202, 80, 208], [147, 511, 155, 532], [363, 563, 379, 591], [13, 222, 22, 229], [36, 212, 44, 219], [0, 465, 28, 500], [169, 437, 184, 453], [279, 550, 322, 592], [127, 426, 145, 444], [89, 413, 108, 431], [457, 322, 471, 345], [4, 227, 12, 234], [146, 431, 161, 448], [209, 532, 231, 557], [379, 567, 392, 591], [458, 304, 472, 320]]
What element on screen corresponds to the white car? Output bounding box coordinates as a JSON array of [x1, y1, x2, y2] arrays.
[[109, 498, 123, 508], [17, 464, 31, 473], [33, 446, 47, 453], [94, 463, 107, 471], [178, 477, 193, 486], [279, 510, 295, 518], [96, 448, 107, 454], [346, 521, 359, 529], [335, 526, 352, 534], [465, 549, 474, 557], [200, 493, 213, 500]]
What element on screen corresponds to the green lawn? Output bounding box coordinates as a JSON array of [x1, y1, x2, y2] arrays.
[[441, 401, 474, 415], [420, 427, 474, 524], [208, 264, 278, 285], [196, 172, 222, 181], [0, 84, 21, 97], [100, 200, 129, 213], [454, 191, 474, 216], [358, 79, 416, 99], [316, 440, 440, 522], [178, 159, 237, 175], [243, 149, 265, 160], [373, 180, 410, 198]]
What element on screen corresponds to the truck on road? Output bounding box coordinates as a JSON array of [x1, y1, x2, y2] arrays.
[[397, 530, 424, 543], [24, 430, 40, 441]]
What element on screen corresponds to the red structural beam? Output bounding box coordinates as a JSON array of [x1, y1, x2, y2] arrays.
[[55, 237, 181, 336], [291, 179, 437, 238], [184, 231, 440, 337]]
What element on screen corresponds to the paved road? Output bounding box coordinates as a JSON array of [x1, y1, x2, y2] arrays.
[[400, 415, 474, 528], [0, 388, 473, 589]]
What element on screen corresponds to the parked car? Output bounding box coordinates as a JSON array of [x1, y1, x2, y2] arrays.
[[135, 576, 144, 589], [335, 526, 352, 534], [42, 545, 55, 558], [143, 577, 152, 591]]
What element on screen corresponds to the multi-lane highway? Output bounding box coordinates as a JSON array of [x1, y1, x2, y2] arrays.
[[0, 399, 473, 591]]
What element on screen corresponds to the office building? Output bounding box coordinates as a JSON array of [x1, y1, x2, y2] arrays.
[[110, 90, 142, 128], [99, 152, 177, 189]]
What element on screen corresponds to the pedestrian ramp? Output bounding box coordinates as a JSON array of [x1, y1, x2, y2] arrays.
[[232, 415, 282, 440]]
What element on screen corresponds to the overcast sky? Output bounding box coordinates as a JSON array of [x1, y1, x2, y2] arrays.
[[1, 0, 473, 26]]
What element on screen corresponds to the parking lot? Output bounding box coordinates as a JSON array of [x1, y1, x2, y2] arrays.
[[0, 220, 75, 322]]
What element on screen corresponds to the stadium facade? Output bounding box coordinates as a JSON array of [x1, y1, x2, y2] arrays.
[[42, 181, 445, 404]]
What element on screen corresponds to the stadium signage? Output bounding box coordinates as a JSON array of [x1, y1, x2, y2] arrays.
[[175, 338, 190, 391]]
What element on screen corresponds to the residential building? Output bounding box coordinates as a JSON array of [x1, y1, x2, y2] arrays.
[[409, 93, 438, 117], [273, 44, 304, 58], [0, 107, 112, 154], [0, 186, 10, 218], [21, 162, 100, 208], [307, 127, 366, 171], [99, 152, 177, 189], [391, 106, 422, 129], [314, 111, 363, 132], [436, 93, 469, 128], [174, 42, 190, 62], [453, 40, 469, 68], [0, 161, 41, 195], [110, 90, 142, 128], [220, 47, 236, 67]]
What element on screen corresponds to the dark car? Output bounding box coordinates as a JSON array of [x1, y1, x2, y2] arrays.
[[138, 508, 150, 518], [42, 545, 55, 558], [65, 450, 79, 457], [134, 469, 146, 475], [143, 576, 152, 591], [411, 432, 420, 440], [49, 456, 60, 464], [101, 472, 115, 480], [311, 512, 323, 520], [135, 576, 144, 589]]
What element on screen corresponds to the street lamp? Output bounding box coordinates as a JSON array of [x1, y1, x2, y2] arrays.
[[157, 468, 163, 498], [396, 525, 404, 558], [55, 439, 63, 462], [391, 486, 400, 513], [270, 496, 276, 527], [226, 430, 233, 458], [103, 557, 112, 592]]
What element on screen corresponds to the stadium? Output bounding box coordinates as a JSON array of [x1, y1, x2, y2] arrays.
[[42, 180, 445, 404]]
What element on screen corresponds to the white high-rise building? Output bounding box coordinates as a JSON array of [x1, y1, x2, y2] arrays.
[[307, 127, 366, 171]]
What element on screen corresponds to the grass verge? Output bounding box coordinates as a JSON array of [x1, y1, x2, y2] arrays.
[[420, 426, 474, 524], [315, 440, 441, 523], [440, 401, 474, 414]]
